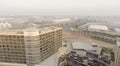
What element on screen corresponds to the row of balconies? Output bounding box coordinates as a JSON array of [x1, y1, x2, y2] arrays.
[[0, 35, 24, 39], [0, 59, 26, 64]]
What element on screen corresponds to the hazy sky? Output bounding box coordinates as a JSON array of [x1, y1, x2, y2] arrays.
[[0, 0, 120, 16]]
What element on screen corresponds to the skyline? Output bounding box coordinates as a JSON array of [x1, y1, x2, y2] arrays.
[[0, 0, 120, 16]]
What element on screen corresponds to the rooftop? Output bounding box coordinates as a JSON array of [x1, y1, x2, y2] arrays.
[[72, 42, 96, 51], [0, 26, 62, 35], [88, 25, 108, 31]]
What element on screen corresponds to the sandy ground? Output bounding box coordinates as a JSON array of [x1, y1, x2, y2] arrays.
[[63, 32, 116, 49]]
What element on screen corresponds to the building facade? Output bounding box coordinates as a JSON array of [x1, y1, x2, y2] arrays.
[[0, 27, 62, 65], [114, 38, 120, 66]]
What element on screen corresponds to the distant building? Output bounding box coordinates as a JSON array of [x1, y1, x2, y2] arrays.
[[52, 18, 71, 25], [29, 16, 45, 23], [88, 25, 108, 31], [0, 17, 25, 23], [0, 26, 62, 66], [0, 22, 12, 29], [114, 38, 120, 66], [114, 28, 120, 32], [78, 26, 118, 44]]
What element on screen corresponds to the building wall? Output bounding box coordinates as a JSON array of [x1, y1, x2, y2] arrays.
[[79, 30, 117, 44], [0, 35, 26, 63], [24, 31, 41, 65], [114, 47, 120, 66], [114, 38, 120, 66], [39, 31, 56, 61], [0, 27, 62, 65], [55, 29, 62, 52]]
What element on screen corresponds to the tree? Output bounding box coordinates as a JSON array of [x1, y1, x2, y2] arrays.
[[64, 61, 72, 66]]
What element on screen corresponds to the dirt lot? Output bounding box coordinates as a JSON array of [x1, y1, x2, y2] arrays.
[[63, 31, 116, 49]]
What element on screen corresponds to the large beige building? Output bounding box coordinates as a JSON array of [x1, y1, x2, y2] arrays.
[[114, 38, 120, 66], [0, 26, 62, 66]]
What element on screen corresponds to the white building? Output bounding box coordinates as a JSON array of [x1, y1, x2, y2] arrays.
[[88, 25, 108, 31], [0, 22, 12, 29]]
